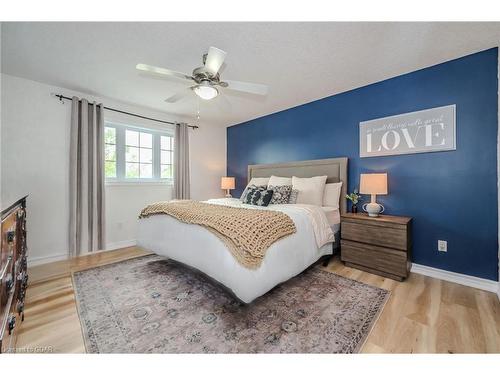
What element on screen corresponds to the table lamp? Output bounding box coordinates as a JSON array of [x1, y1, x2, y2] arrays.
[[221, 177, 235, 198], [360, 173, 388, 217]]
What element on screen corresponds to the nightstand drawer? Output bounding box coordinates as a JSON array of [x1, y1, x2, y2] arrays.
[[341, 240, 407, 277], [341, 221, 407, 250]]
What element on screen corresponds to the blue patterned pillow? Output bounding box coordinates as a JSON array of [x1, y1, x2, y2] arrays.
[[240, 184, 267, 202], [269, 185, 292, 205], [244, 187, 274, 206]]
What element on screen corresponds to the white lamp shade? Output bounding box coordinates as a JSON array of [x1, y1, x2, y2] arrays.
[[359, 173, 388, 195], [221, 177, 235, 190]]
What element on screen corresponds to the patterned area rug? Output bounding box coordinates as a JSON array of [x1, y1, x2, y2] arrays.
[[73, 255, 389, 353]]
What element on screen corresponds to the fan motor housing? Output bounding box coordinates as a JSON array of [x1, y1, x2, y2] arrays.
[[192, 66, 220, 84]]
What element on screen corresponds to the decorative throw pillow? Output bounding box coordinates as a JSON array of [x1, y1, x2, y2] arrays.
[[244, 187, 274, 206], [240, 177, 270, 202], [288, 189, 299, 204], [240, 184, 267, 202], [269, 185, 292, 205]]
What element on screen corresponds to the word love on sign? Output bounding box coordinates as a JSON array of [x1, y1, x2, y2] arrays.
[[359, 105, 456, 158]]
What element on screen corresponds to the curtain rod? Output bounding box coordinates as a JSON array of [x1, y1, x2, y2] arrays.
[[52, 94, 199, 129]]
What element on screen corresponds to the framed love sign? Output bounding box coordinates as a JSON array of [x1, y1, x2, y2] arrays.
[[359, 105, 456, 158]]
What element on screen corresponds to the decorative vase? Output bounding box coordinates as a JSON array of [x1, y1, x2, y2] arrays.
[[351, 204, 358, 214]]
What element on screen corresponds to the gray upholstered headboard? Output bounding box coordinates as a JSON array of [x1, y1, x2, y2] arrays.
[[247, 157, 348, 214]]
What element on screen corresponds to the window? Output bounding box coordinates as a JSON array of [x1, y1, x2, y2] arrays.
[[125, 130, 153, 178], [104, 127, 117, 178], [104, 122, 174, 183], [160, 135, 174, 179]]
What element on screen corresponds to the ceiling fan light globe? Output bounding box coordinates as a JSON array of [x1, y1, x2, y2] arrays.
[[193, 83, 219, 100]]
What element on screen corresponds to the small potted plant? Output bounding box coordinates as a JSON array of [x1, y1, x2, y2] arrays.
[[346, 189, 362, 213]]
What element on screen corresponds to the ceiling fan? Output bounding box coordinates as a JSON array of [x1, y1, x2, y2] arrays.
[[136, 46, 268, 103]]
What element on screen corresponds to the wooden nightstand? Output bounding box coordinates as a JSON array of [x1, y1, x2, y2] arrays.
[[340, 212, 412, 281]]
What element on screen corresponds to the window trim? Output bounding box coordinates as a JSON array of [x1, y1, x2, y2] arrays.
[[104, 121, 174, 185]]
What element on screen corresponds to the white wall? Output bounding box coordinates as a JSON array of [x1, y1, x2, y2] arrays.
[[0, 73, 226, 265], [105, 184, 173, 248]]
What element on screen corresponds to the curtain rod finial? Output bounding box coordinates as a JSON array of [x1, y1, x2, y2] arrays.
[[51, 93, 65, 103]]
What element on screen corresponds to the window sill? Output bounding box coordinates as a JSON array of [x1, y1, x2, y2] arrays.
[[105, 180, 173, 187]]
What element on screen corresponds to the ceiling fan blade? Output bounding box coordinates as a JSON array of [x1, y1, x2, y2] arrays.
[[136, 63, 193, 82], [204, 47, 227, 75], [164, 88, 193, 103], [223, 80, 268, 96]]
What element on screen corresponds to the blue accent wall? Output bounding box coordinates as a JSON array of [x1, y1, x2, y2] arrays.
[[227, 48, 499, 281]]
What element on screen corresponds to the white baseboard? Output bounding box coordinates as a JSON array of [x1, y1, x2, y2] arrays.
[[105, 239, 137, 251], [27, 239, 137, 267], [27, 253, 69, 267], [411, 263, 499, 294]]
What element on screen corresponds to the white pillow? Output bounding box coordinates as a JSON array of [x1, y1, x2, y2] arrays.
[[292, 175, 328, 206], [246, 177, 269, 188], [323, 182, 343, 209], [268, 175, 292, 186]]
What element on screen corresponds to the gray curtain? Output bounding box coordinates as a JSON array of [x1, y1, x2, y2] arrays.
[[174, 122, 190, 199], [69, 97, 106, 257]]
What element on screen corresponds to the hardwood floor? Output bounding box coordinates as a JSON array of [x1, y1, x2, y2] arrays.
[[16, 247, 500, 353], [17, 247, 151, 353]]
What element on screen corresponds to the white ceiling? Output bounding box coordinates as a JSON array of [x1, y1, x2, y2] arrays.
[[2, 22, 500, 127]]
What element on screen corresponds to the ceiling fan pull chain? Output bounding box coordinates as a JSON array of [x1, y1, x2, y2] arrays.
[[196, 98, 201, 127]]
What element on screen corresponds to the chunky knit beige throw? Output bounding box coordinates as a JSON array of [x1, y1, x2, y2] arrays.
[[139, 200, 296, 269]]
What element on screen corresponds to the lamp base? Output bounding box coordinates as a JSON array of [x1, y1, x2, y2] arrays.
[[363, 202, 384, 217], [225, 189, 232, 198]]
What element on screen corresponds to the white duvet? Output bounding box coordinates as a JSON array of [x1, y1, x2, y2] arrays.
[[137, 198, 334, 303]]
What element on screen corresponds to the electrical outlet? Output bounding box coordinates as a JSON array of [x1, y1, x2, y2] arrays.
[[438, 240, 447, 252]]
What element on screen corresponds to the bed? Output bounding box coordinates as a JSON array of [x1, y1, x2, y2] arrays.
[[137, 157, 348, 303]]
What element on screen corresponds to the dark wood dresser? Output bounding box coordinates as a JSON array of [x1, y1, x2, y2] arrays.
[[340, 212, 412, 281], [0, 196, 28, 353]]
